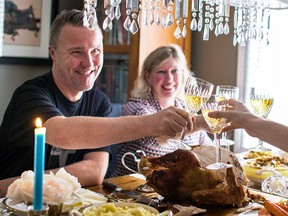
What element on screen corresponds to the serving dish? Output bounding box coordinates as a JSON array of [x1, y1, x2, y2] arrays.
[[2, 198, 27, 215], [81, 202, 172, 216], [243, 162, 288, 185]]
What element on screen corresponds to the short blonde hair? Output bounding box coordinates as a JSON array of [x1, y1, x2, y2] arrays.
[[131, 44, 191, 99]]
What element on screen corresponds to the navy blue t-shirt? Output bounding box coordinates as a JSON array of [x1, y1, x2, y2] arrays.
[[0, 71, 112, 179]]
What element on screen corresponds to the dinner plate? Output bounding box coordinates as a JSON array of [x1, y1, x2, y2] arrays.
[[2, 198, 28, 214]]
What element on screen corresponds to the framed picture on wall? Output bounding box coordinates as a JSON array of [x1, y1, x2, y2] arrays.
[[0, 0, 57, 65]]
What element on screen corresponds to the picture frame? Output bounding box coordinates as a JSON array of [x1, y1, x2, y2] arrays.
[[0, 0, 57, 65]]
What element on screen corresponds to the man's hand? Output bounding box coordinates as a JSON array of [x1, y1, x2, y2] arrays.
[[149, 106, 194, 137]]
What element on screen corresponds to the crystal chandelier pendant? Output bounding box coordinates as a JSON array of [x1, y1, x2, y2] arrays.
[[103, 16, 113, 31], [215, 24, 219, 36], [124, 16, 132, 31], [174, 25, 182, 39], [190, 17, 197, 31], [197, 0, 203, 32], [150, 0, 155, 25], [156, 11, 161, 25], [156, 0, 161, 25], [203, 23, 209, 40], [198, 17, 203, 32], [82, 0, 277, 46], [162, 13, 168, 28], [144, 8, 148, 26], [83, 0, 98, 29], [109, 6, 115, 20], [150, 10, 155, 25], [167, 13, 174, 26], [209, 18, 214, 31], [190, 0, 198, 31], [129, 19, 139, 34], [174, 19, 182, 39], [224, 22, 229, 35], [218, 21, 224, 35], [138, 10, 142, 29], [182, 20, 187, 38], [223, 4, 230, 35], [143, 0, 148, 26], [115, 5, 121, 19]]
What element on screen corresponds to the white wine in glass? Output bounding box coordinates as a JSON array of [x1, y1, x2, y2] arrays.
[[215, 85, 240, 150], [184, 77, 214, 115], [250, 87, 274, 151], [201, 95, 233, 170], [167, 76, 214, 149]]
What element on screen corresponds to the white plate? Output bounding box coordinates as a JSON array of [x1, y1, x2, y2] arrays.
[[2, 198, 28, 214], [238, 210, 259, 216]]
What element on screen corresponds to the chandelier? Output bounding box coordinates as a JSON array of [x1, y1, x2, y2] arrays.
[[83, 0, 288, 46]]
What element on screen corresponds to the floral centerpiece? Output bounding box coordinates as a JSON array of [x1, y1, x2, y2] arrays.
[[6, 168, 107, 212]]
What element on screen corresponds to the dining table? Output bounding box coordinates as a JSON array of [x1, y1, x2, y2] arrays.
[[85, 173, 286, 216], [1, 150, 287, 216], [0, 174, 286, 216]]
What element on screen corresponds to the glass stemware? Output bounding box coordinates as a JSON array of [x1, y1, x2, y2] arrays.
[[215, 85, 240, 151], [250, 87, 274, 151], [167, 76, 214, 149], [184, 76, 215, 115], [201, 94, 233, 170]]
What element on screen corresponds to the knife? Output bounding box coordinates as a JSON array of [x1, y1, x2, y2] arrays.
[[102, 181, 160, 208]]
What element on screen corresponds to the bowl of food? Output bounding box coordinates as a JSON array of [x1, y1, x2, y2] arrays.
[[242, 154, 288, 185], [82, 202, 171, 216]]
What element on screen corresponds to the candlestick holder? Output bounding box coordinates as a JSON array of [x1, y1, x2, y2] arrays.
[[28, 203, 63, 216], [28, 205, 49, 216], [47, 203, 63, 216]]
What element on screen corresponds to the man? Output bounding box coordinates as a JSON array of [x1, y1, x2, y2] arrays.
[[0, 10, 193, 197]]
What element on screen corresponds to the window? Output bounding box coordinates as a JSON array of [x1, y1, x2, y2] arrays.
[[235, 9, 288, 152]]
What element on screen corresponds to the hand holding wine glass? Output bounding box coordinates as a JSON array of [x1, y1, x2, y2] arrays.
[[167, 76, 214, 150], [249, 87, 274, 151], [201, 94, 233, 170], [215, 85, 240, 151]]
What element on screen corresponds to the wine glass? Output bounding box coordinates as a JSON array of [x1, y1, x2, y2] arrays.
[[215, 85, 240, 151], [249, 87, 274, 151], [167, 76, 214, 149], [201, 94, 233, 170], [184, 76, 215, 115]]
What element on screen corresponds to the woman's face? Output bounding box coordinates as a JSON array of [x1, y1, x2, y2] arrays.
[[145, 56, 183, 102]]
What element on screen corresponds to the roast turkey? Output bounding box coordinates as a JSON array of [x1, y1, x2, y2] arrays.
[[139, 146, 248, 206]]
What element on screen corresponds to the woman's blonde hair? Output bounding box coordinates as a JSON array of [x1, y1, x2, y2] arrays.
[[131, 44, 191, 99]]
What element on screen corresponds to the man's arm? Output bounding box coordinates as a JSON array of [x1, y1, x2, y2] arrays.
[[44, 107, 193, 150], [49, 151, 110, 186]]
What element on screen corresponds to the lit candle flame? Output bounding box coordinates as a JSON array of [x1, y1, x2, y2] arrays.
[[35, 118, 42, 128]]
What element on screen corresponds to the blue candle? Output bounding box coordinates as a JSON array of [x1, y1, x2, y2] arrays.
[[33, 118, 46, 211]]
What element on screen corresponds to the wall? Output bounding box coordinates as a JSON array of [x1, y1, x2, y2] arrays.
[[0, 65, 49, 122], [191, 24, 238, 89]]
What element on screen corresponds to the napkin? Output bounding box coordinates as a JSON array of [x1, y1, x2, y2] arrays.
[[62, 188, 108, 213]]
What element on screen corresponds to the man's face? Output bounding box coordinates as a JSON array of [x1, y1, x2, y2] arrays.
[[49, 24, 104, 100]]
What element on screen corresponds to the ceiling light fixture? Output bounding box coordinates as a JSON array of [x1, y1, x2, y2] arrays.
[[83, 0, 288, 46]]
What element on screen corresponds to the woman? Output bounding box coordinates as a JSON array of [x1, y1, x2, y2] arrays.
[[110, 44, 213, 177]]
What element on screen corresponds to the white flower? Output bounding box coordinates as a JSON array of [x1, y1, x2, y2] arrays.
[[43, 174, 74, 204], [55, 168, 81, 191], [6, 168, 80, 205], [6, 179, 24, 204]]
